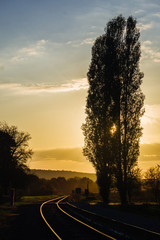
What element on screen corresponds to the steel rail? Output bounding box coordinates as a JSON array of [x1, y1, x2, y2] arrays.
[[67, 202, 160, 239], [40, 196, 65, 240], [56, 196, 117, 240]]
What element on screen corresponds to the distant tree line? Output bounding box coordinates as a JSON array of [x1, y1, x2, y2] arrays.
[[82, 15, 145, 205], [24, 165, 160, 203], [25, 175, 98, 196]]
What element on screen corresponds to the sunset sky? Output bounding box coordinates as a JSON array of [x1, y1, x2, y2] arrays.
[[0, 0, 160, 173]]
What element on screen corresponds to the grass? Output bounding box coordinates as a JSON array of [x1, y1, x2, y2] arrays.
[[16, 194, 58, 205], [98, 201, 160, 219], [0, 194, 58, 230], [80, 194, 160, 220]]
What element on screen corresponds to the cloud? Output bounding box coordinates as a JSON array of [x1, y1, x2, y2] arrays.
[[31, 144, 160, 173], [0, 78, 88, 94], [66, 41, 73, 45], [139, 143, 160, 162], [62, 78, 88, 90], [65, 38, 95, 47], [143, 40, 152, 45], [11, 39, 48, 62], [141, 104, 160, 145], [139, 143, 160, 172], [137, 22, 152, 31], [33, 147, 86, 163], [141, 41, 160, 63], [153, 12, 160, 17], [91, 26, 97, 29], [142, 104, 160, 125], [30, 148, 94, 173], [29, 147, 96, 173], [80, 38, 95, 45], [135, 10, 145, 14], [0, 65, 4, 71], [0, 83, 20, 89]]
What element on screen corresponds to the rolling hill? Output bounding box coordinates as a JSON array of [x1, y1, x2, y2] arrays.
[[30, 169, 96, 182]]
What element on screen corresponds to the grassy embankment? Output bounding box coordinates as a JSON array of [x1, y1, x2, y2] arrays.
[[0, 195, 57, 231]]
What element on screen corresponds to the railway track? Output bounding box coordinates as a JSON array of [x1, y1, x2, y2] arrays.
[[40, 196, 160, 240], [40, 196, 66, 240], [40, 196, 116, 239]]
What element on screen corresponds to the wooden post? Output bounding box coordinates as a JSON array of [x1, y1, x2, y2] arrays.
[[10, 188, 15, 206]]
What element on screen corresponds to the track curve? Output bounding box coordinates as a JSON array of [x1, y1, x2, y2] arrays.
[[40, 196, 117, 239], [40, 196, 66, 240], [57, 196, 117, 240]]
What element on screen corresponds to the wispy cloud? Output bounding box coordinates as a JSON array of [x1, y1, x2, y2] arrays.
[[140, 143, 160, 161], [142, 104, 160, 125], [141, 41, 160, 63], [141, 104, 160, 145], [137, 22, 152, 31], [30, 147, 95, 173], [135, 10, 145, 14], [61, 78, 88, 90], [153, 12, 160, 18], [31, 145, 160, 173], [33, 147, 85, 162], [80, 38, 95, 45], [0, 65, 4, 71], [65, 37, 95, 47], [0, 78, 88, 94], [10, 39, 48, 62], [139, 143, 160, 172]]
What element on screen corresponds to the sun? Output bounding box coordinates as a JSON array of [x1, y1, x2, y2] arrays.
[[110, 124, 117, 135]]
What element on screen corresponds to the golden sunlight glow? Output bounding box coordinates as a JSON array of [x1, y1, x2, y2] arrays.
[[110, 124, 117, 135]]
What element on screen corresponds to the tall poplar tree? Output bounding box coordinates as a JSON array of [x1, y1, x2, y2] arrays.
[[82, 15, 144, 204], [82, 16, 126, 203]]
